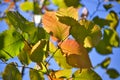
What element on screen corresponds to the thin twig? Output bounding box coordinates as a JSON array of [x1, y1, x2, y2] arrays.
[[89, 0, 103, 19], [45, 35, 69, 66], [41, 62, 53, 80]]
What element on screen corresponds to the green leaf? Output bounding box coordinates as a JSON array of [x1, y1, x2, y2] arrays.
[[93, 16, 111, 28], [106, 68, 120, 79], [0, 28, 24, 60], [30, 27, 48, 44], [56, 7, 79, 20], [30, 39, 46, 63], [7, 11, 36, 34], [73, 69, 102, 80], [18, 42, 31, 65], [53, 69, 72, 78], [95, 40, 112, 55], [100, 57, 111, 69], [49, 42, 72, 69], [103, 29, 119, 47], [20, 1, 33, 11], [2, 63, 22, 80], [106, 11, 119, 30], [64, 0, 80, 8], [58, 16, 102, 47], [30, 69, 44, 80], [96, 29, 119, 55], [103, 4, 113, 10], [52, 0, 67, 8]]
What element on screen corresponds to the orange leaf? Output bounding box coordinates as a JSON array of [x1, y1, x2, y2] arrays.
[[58, 39, 83, 55], [42, 11, 70, 42], [58, 39, 92, 68], [4, 0, 11, 2]]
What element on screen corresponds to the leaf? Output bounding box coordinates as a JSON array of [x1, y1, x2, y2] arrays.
[[106, 11, 119, 29], [95, 40, 112, 55], [20, 1, 33, 11], [56, 7, 79, 20], [103, 4, 113, 10], [29, 69, 44, 80], [51, 69, 72, 78], [30, 27, 48, 44], [66, 54, 92, 68], [49, 42, 72, 69], [58, 39, 82, 55], [64, 0, 80, 8], [100, 57, 111, 69], [7, 11, 36, 34], [103, 29, 119, 47], [30, 39, 46, 63], [0, 28, 24, 60], [52, 0, 67, 8], [93, 16, 111, 28], [59, 39, 92, 68], [42, 11, 70, 41], [58, 16, 87, 44], [96, 28, 119, 55], [18, 41, 31, 65], [2, 63, 22, 80], [73, 69, 102, 80], [58, 16, 102, 47], [106, 68, 120, 79]]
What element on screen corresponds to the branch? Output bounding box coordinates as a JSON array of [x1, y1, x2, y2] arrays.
[[45, 35, 69, 66], [89, 0, 104, 19]]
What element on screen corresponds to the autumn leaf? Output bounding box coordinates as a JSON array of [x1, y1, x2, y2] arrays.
[[59, 39, 92, 68], [58, 39, 83, 55], [42, 11, 70, 41]]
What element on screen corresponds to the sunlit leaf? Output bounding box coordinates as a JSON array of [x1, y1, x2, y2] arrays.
[[106, 11, 119, 29], [18, 41, 31, 65], [103, 29, 119, 47], [51, 69, 71, 78], [58, 16, 102, 47], [73, 69, 102, 80], [20, 1, 33, 11], [103, 4, 113, 10], [42, 11, 70, 41], [30, 39, 46, 63], [58, 16, 86, 44], [58, 39, 82, 55], [52, 0, 67, 8], [49, 42, 72, 69], [64, 0, 80, 8], [30, 69, 44, 80], [100, 57, 111, 69], [59, 39, 92, 68], [2, 63, 22, 80], [106, 68, 120, 79], [95, 40, 112, 55], [0, 28, 24, 60], [7, 11, 36, 34], [93, 16, 111, 28], [56, 7, 79, 20], [66, 54, 92, 68]]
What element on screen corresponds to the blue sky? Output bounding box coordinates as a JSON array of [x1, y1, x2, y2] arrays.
[[0, 0, 120, 80]]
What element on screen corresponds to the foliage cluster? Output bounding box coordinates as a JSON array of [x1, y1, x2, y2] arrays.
[[0, 0, 120, 80]]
